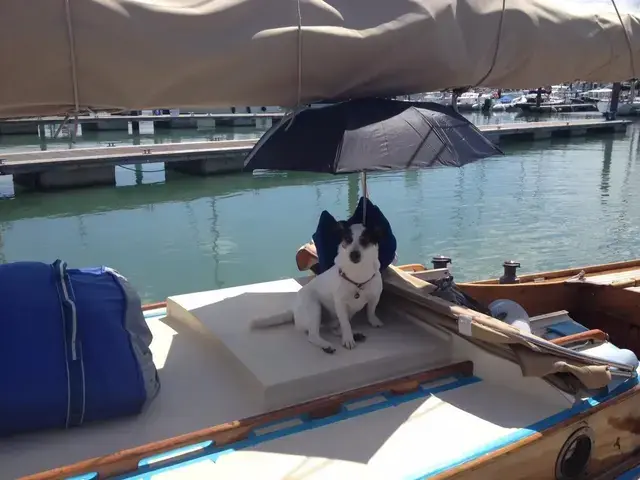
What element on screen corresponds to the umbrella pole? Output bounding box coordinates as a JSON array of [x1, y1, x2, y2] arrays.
[[361, 172, 368, 225]]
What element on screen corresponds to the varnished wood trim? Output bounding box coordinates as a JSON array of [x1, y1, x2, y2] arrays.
[[551, 329, 609, 346], [398, 263, 428, 272], [21, 361, 474, 480], [611, 277, 640, 288], [468, 258, 640, 285], [141, 301, 166, 311], [431, 384, 640, 479]]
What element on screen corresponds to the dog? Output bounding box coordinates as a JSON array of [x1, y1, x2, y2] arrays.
[[250, 221, 384, 353]]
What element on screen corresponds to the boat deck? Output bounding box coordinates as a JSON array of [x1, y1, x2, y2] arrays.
[[0, 275, 580, 480], [123, 367, 564, 480]]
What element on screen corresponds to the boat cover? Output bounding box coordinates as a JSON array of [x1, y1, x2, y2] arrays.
[[0, 260, 160, 436], [1, 0, 640, 117]]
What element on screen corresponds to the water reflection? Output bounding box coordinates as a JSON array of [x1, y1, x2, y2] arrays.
[[210, 198, 222, 288], [600, 138, 613, 201]]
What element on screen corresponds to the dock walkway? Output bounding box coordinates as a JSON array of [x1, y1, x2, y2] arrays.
[[1, 113, 284, 126], [0, 113, 284, 134]]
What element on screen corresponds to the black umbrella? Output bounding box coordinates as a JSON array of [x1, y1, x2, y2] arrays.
[[243, 98, 502, 174], [244, 97, 502, 221]]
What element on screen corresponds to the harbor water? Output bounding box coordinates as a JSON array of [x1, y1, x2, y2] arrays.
[[1, 112, 639, 303]]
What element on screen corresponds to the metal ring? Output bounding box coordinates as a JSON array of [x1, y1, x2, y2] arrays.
[[555, 425, 594, 480]]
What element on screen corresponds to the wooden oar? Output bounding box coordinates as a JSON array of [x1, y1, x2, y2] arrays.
[[610, 278, 640, 288], [551, 329, 609, 347]]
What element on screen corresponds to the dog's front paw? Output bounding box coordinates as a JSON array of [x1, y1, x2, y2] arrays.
[[353, 332, 367, 342], [368, 315, 384, 328], [342, 335, 357, 349]]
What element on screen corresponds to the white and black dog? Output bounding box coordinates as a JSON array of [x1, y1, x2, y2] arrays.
[[251, 221, 384, 353]]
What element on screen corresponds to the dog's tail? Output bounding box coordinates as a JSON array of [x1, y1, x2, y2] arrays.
[[250, 310, 294, 329]]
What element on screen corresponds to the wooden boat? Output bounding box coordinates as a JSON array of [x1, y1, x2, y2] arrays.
[[4, 4, 640, 478], [6, 251, 640, 480], [458, 258, 640, 356]]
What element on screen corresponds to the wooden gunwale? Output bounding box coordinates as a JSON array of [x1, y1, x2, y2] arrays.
[[466, 258, 640, 285], [20, 362, 474, 480]]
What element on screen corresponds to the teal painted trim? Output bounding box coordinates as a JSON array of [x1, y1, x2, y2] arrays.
[[66, 474, 98, 480], [138, 440, 213, 467], [617, 464, 640, 479], [143, 308, 167, 320], [106, 374, 480, 479]]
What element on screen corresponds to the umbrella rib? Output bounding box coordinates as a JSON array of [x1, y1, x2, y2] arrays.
[[404, 125, 435, 169], [429, 142, 449, 168], [415, 108, 456, 163]]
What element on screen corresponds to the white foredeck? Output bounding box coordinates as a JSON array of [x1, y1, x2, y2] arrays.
[[0, 278, 576, 479], [167, 278, 453, 409], [131, 379, 567, 480]]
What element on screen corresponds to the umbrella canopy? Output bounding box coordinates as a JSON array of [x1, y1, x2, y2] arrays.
[[243, 98, 502, 174]]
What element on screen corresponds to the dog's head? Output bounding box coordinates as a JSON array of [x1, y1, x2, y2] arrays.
[[335, 221, 383, 266]]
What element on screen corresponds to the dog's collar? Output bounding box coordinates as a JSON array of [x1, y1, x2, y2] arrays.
[[338, 269, 376, 291]]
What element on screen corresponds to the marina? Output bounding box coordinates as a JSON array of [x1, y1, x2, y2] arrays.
[[4, 0, 640, 478], [0, 119, 629, 191]]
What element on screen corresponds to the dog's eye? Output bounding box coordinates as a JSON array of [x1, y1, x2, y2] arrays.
[[359, 234, 373, 247]]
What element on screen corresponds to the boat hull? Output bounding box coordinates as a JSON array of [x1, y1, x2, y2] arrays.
[[12, 258, 640, 480]]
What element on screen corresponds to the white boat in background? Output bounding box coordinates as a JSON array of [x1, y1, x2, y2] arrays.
[[597, 98, 640, 116], [596, 82, 640, 116], [457, 92, 493, 111], [417, 92, 453, 105], [492, 93, 528, 112], [179, 106, 283, 115], [582, 88, 613, 103], [397, 92, 452, 105]]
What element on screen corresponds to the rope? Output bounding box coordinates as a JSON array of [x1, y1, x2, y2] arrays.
[[64, 0, 81, 143], [53, 114, 71, 139], [445, 0, 505, 102], [473, 0, 506, 88], [610, 0, 636, 79], [283, 0, 304, 131], [295, 0, 302, 109]]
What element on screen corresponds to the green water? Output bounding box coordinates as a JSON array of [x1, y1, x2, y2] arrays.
[[1, 112, 638, 303]]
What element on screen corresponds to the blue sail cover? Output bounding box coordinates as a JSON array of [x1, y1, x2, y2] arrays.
[[0, 260, 160, 436]]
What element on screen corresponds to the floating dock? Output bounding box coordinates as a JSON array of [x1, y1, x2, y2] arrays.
[[0, 113, 284, 135], [0, 119, 629, 192], [517, 103, 598, 113]]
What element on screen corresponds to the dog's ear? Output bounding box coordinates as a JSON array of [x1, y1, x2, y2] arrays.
[[363, 225, 385, 245], [335, 220, 348, 235], [335, 221, 353, 243]]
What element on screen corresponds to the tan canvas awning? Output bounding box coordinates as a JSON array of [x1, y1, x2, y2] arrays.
[[2, 0, 640, 118]]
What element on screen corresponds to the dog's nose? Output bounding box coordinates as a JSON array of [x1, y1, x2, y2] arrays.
[[349, 250, 361, 263]]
